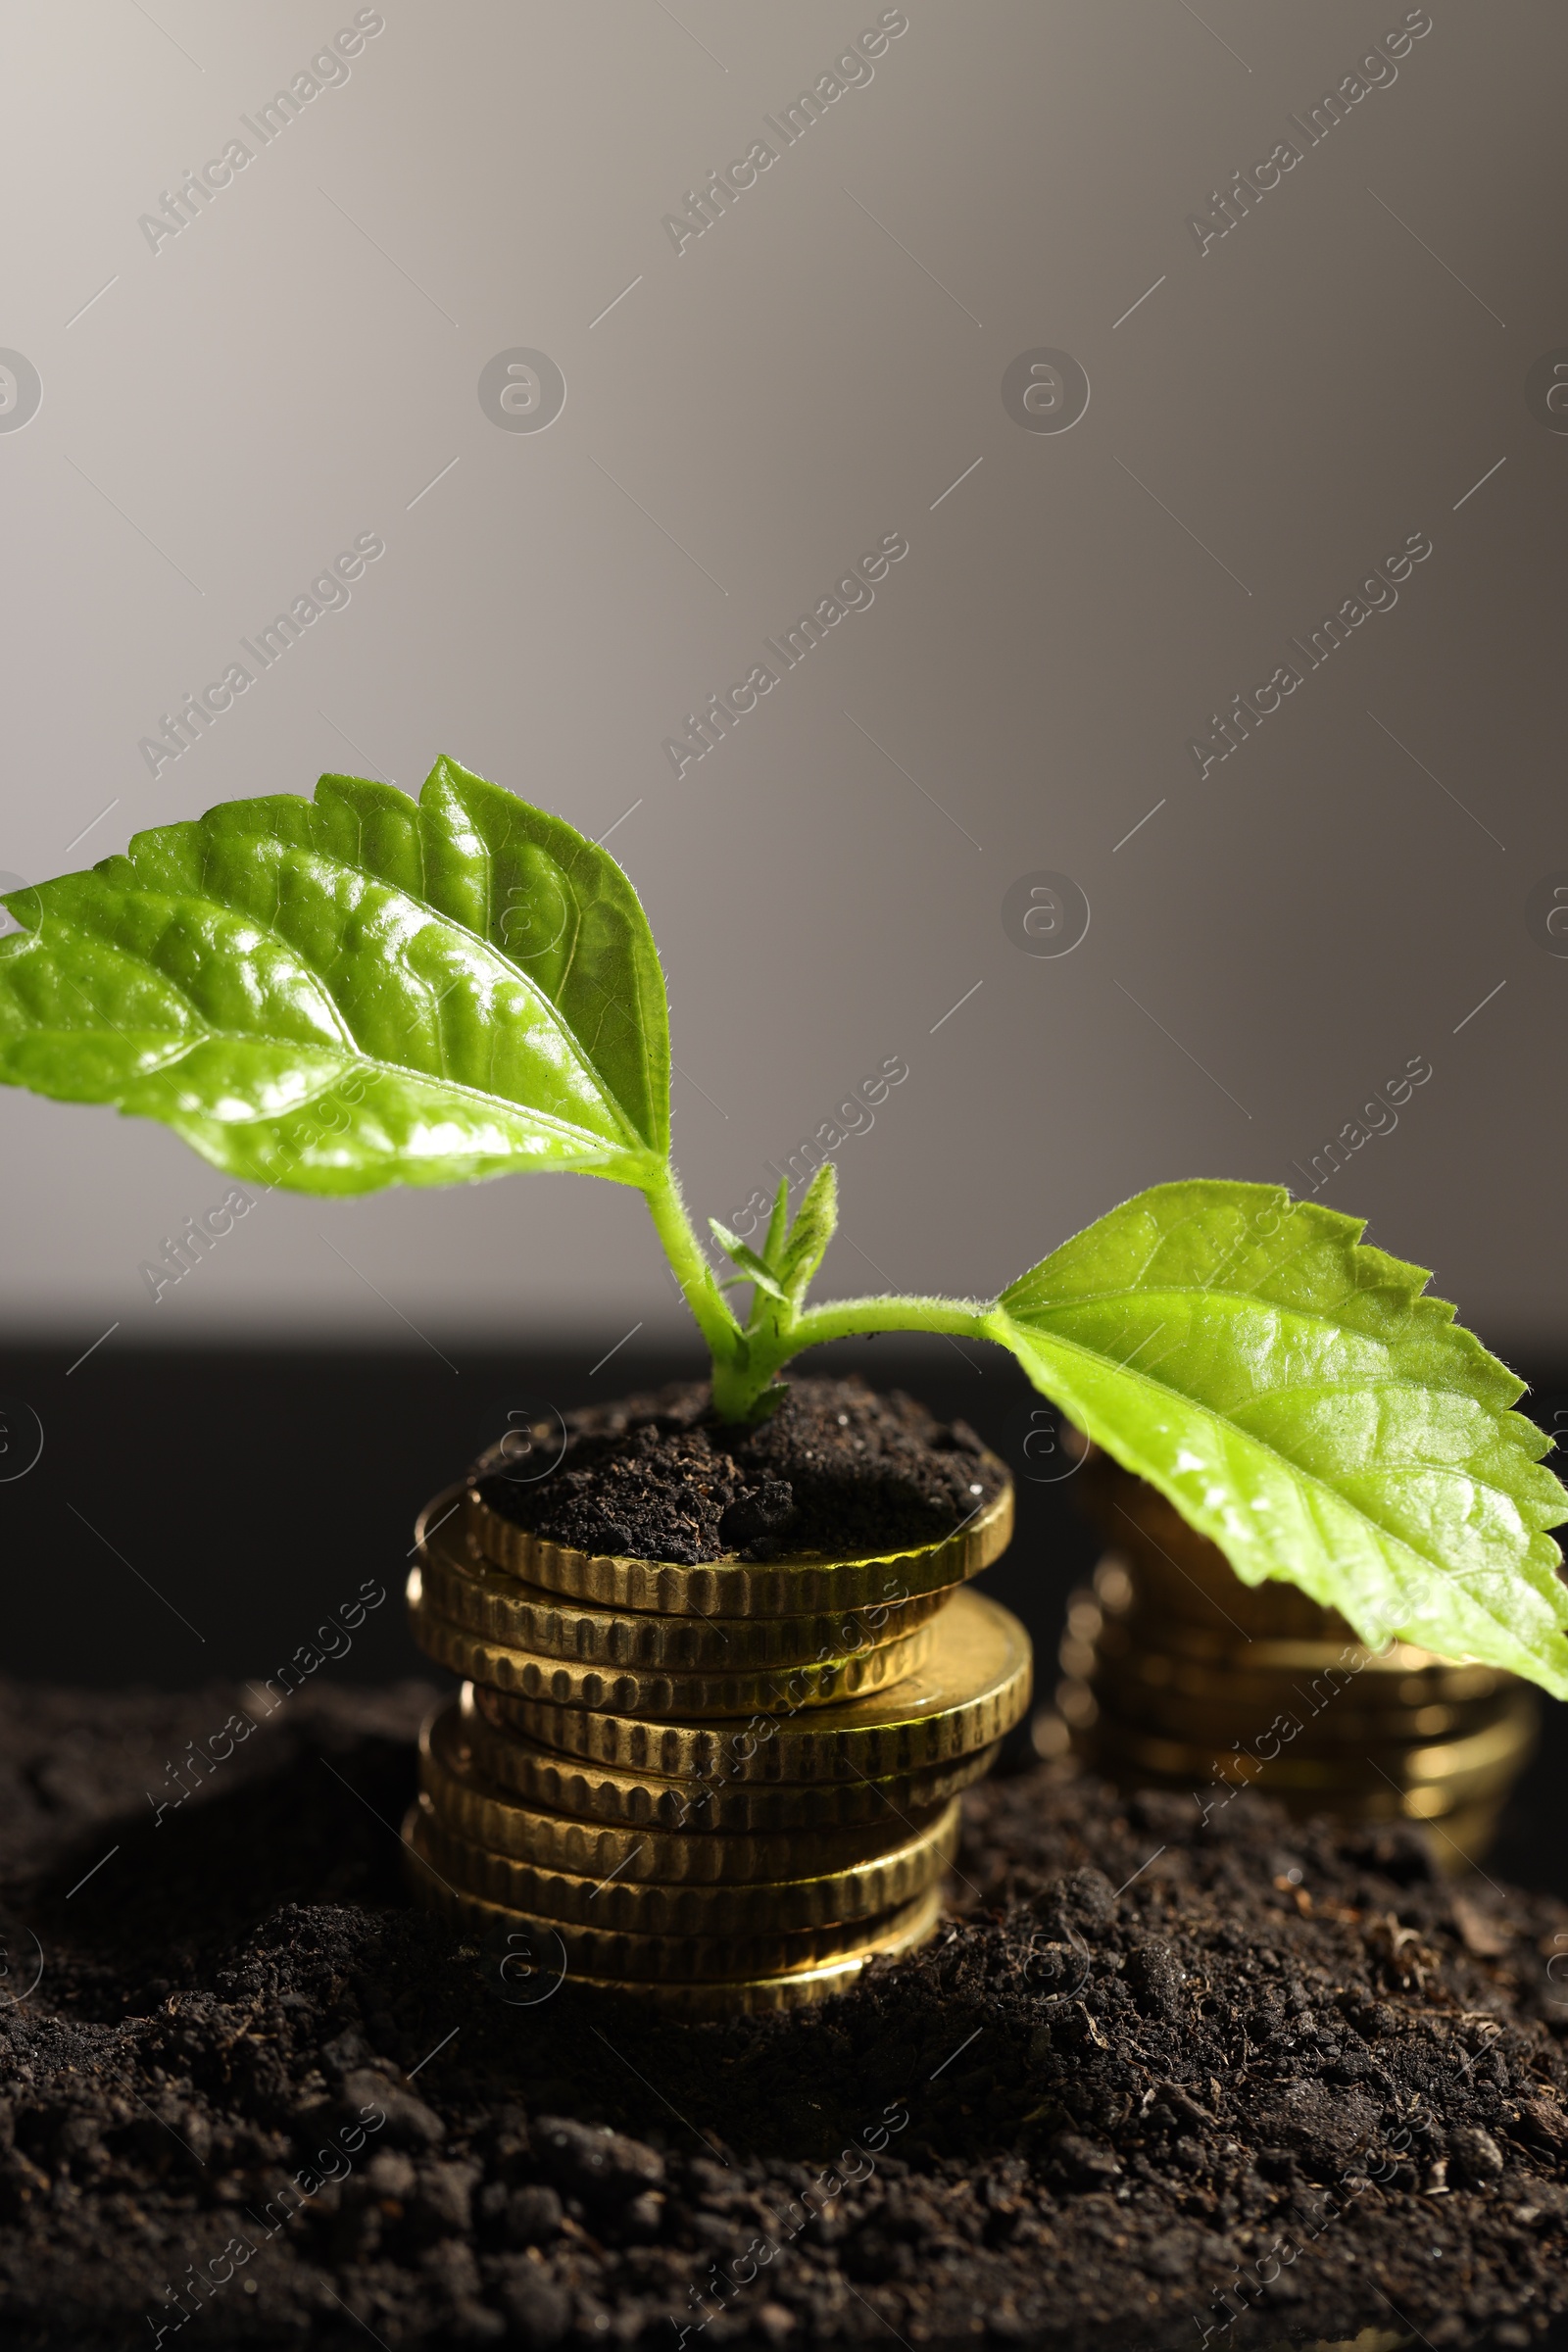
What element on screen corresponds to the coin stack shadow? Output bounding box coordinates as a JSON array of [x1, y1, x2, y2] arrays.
[[402, 1460, 1031, 2016]]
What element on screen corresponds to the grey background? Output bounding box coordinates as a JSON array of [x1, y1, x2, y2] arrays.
[[2, 0, 1564, 1361]]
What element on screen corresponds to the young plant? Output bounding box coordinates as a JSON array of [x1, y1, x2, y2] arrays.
[[3, 757, 1565, 1694]]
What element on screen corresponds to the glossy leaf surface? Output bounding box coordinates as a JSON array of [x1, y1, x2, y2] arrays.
[[989, 1180, 1568, 1693], [0, 760, 667, 1195]]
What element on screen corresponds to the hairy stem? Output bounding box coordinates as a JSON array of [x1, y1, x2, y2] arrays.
[[785, 1296, 997, 1352], [643, 1163, 743, 1370]]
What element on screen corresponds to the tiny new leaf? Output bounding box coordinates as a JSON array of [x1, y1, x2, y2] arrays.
[[760, 1177, 791, 1274], [709, 1222, 788, 1302], [989, 1180, 1568, 1696], [775, 1161, 838, 1304], [0, 760, 668, 1196]]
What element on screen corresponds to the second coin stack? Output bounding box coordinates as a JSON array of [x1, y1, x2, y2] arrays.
[[403, 1444, 1031, 2016]]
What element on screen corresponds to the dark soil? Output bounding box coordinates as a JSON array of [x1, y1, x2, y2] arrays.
[[3, 1678, 1568, 2350], [474, 1379, 1005, 1566]]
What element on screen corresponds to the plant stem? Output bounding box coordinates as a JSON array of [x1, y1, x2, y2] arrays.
[[643, 1163, 743, 1370], [785, 1296, 997, 1352]]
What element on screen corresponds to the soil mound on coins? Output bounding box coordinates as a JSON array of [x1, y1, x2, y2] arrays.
[[4, 1678, 1567, 2349], [475, 1377, 1007, 1565]]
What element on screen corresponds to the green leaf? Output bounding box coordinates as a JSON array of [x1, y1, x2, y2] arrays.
[[0, 760, 669, 1198], [988, 1179, 1568, 1696], [760, 1176, 791, 1274], [776, 1160, 838, 1304], [709, 1220, 788, 1302]]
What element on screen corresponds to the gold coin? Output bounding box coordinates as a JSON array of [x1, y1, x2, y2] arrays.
[[1090, 1642, 1512, 1748], [421, 1879, 942, 2016], [475, 1587, 1032, 1781], [406, 1800, 944, 1980], [416, 1498, 951, 1671], [1110, 1611, 1509, 1698], [455, 1683, 1002, 1835], [463, 1468, 1013, 1615], [407, 1566, 937, 1718], [1085, 1688, 1538, 1813], [412, 1788, 958, 1935], [420, 1701, 956, 1891]]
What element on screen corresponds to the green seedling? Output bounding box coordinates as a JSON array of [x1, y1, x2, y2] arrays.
[[3, 757, 1564, 1691]]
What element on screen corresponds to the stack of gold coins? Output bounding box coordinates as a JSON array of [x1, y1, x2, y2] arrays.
[[402, 1461, 1030, 2015], [1059, 1457, 1536, 1861]]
